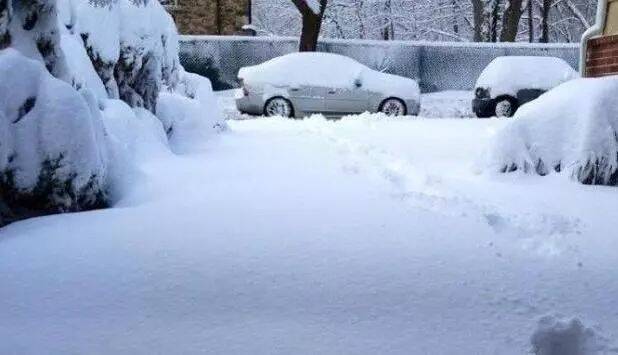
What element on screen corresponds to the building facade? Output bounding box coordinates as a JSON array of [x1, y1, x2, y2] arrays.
[[163, 0, 250, 35], [582, 0, 618, 76]]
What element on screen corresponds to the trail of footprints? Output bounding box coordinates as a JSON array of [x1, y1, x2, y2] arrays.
[[305, 123, 583, 257]]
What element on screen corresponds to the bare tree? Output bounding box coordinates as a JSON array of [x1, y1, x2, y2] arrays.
[[500, 0, 524, 41], [253, 0, 596, 43], [291, 0, 328, 51], [471, 0, 494, 42], [526, 0, 533, 42]]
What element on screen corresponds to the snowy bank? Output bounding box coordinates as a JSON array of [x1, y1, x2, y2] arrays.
[[486, 77, 618, 186], [0, 0, 224, 227]]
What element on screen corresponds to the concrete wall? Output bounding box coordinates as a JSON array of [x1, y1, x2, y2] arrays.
[[179, 35, 580, 92]]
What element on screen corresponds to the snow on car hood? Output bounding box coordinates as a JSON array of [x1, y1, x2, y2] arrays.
[[238, 52, 420, 101], [475, 56, 578, 98]]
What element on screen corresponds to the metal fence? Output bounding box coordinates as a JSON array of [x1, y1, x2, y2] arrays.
[[179, 35, 580, 92]]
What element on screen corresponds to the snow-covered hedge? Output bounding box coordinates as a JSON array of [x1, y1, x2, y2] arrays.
[[487, 76, 618, 186], [0, 49, 109, 225], [158, 71, 224, 153], [0, 0, 223, 227]]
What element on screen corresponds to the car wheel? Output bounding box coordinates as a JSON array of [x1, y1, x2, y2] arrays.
[[264, 97, 294, 118], [494, 97, 518, 118], [379, 98, 407, 117]]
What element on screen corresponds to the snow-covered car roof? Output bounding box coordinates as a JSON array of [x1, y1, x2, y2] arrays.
[[238, 52, 420, 100], [475, 56, 578, 98]]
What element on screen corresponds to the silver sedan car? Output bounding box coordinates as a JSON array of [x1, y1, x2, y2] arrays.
[[236, 52, 421, 118]]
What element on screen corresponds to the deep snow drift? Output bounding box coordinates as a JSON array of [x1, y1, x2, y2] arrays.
[[487, 76, 618, 186], [1, 115, 617, 354]]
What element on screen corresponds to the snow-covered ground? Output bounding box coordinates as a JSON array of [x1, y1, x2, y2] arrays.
[[2, 94, 618, 354]]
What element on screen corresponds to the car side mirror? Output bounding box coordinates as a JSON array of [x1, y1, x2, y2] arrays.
[[354, 78, 363, 88]]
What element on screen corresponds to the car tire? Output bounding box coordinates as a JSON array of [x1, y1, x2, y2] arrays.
[[264, 97, 295, 118], [379, 98, 407, 117], [494, 96, 518, 118]]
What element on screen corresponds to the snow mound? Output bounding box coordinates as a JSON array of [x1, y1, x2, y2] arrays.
[[99, 99, 172, 201], [475, 56, 578, 97], [0, 49, 109, 226], [531, 316, 611, 355], [158, 71, 225, 153], [486, 77, 618, 186]]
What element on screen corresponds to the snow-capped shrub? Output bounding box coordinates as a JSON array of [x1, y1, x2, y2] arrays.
[[0, 0, 223, 227], [487, 77, 618, 186], [59, 28, 109, 99], [9, 0, 69, 79], [61, 0, 122, 98], [157, 71, 225, 152], [59, 0, 180, 113], [114, 0, 180, 112], [0, 49, 109, 226]]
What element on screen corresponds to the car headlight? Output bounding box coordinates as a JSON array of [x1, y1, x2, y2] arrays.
[[475, 87, 490, 99]]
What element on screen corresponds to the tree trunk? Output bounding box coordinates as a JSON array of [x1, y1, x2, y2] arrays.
[[490, 0, 501, 42], [381, 0, 395, 40], [471, 0, 485, 41], [299, 12, 322, 51], [472, 0, 500, 42], [215, 0, 223, 35], [292, 0, 328, 52], [452, 0, 460, 35], [527, 0, 533, 42], [540, 0, 550, 43], [247, 0, 252, 24], [500, 0, 524, 42]]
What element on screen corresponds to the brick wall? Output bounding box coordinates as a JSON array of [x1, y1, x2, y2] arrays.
[[165, 0, 249, 35], [586, 35, 618, 77]]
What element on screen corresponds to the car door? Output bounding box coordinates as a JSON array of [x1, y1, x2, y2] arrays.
[[322, 68, 369, 115], [288, 85, 324, 114], [323, 85, 369, 114]]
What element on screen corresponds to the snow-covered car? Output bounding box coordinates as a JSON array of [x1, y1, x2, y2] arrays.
[[472, 56, 578, 118], [236, 52, 421, 118]]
